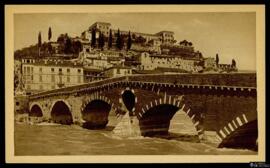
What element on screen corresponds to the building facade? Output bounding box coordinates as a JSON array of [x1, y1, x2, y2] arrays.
[[82, 21, 175, 45], [103, 65, 132, 78], [204, 57, 216, 69], [89, 22, 111, 37], [21, 58, 84, 94], [155, 31, 175, 44], [139, 52, 203, 72]]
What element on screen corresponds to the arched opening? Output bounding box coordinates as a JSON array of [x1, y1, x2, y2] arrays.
[[169, 109, 199, 142], [82, 100, 111, 129], [121, 90, 135, 114], [29, 104, 43, 117], [218, 119, 258, 151], [51, 101, 73, 125], [139, 104, 179, 137]]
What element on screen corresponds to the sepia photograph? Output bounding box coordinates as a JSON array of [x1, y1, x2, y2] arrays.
[[5, 5, 265, 163]]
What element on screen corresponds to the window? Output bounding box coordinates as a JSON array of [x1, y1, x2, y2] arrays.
[[39, 67, 42, 72], [27, 67, 30, 74], [31, 67, 33, 73], [16, 102, 19, 106], [77, 76, 81, 83], [59, 68, 62, 72], [24, 67, 26, 73], [39, 75, 42, 82], [51, 68, 54, 72], [78, 69, 81, 73], [67, 68, 70, 73], [27, 85, 31, 90], [67, 76, 70, 83], [117, 68, 120, 74]]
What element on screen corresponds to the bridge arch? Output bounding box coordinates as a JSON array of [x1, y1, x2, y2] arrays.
[[29, 103, 43, 117], [81, 94, 113, 129], [50, 100, 73, 125], [217, 114, 258, 150], [138, 95, 202, 138]]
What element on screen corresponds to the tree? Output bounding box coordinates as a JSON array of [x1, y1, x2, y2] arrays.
[[57, 33, 68, 53], [116, 29, 123, 50], [215, 53, 219, 66], [98, 33, 105, 50], [127, 31, 132, 50], [14, 71, 19, 92], [38, 32, 42, 47], [91, 28, 96, 48], [132, 33, 136, 39], [38, 31, 42, 57], [73, 40, 82, 54], [232, 59, 236, 68], [134, 35, 146, 44], [108, 29, 113, 49], [57, 33, 66, 44], [64, 37, 73, 54], [48, 43, 53, 55], [48, 27, 52, 41]]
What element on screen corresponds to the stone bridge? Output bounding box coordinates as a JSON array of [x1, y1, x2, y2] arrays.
[[28, 73, 257, 150]]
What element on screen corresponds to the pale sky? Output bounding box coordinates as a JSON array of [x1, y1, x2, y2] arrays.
[[14, 12, 256, 70]]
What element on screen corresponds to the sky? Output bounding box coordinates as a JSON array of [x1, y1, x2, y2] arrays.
[[14, 12, 256, 71]]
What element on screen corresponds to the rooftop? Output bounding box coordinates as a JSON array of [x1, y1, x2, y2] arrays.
[[89, 22, 112, 30], [112, 29, 160, 38], [156, 31, 175, 35], [104, 65, 132, 71], [22, 59, 83, 67], [94, 22, 111, 25], [83, 67, 103, 72], [149, 54, 201, 60]]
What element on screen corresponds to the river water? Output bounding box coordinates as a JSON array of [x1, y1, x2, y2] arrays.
[[14, 112, 257, 155]]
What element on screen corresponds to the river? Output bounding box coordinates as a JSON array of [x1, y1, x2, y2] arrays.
[[14, 112, 257, 155]]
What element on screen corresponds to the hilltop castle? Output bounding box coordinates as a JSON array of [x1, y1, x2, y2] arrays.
[[81, 22, 175, 45]]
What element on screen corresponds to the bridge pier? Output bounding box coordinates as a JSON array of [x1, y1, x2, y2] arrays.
[[42, 102, 51, 122], [68, 97, 83, 125]]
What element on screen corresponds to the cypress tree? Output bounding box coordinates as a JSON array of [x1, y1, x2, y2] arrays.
[[232, 59, 236, 67], [48, 27, 52, 41], [91, 28, 96, 48], [38, 32, 42, 47], [98, 33, 105, 50], [215, 53, 219, 66], [116, 29, 121, 50], [127, 31, 132, 50], [108, 29, 113, 49], [38, 31, 42, 57]]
